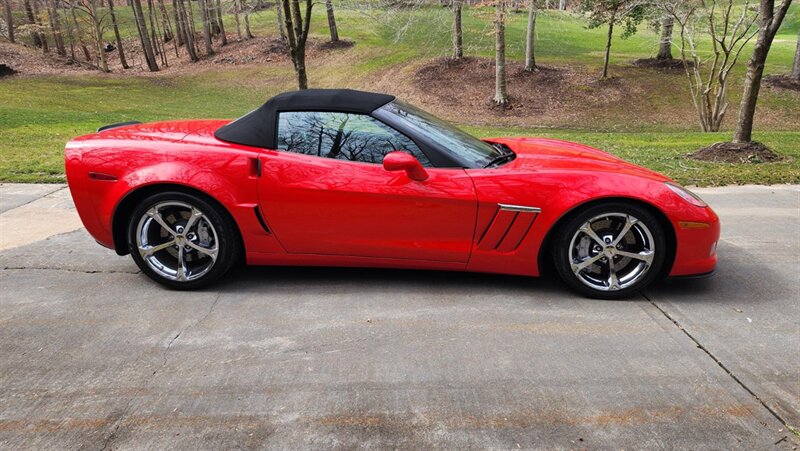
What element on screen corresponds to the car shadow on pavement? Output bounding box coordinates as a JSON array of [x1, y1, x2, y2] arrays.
[[646, 241, 790, 305], [217, 264, 566, 297]]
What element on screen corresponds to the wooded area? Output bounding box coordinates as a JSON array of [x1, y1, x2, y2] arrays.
[[1, 0, 798, 180]]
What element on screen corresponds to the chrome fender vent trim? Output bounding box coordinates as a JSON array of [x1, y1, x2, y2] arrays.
[[477, 204, 541, 252]]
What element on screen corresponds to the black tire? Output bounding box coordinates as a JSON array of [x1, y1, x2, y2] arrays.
[[552, 202, 666, 299], [127, 191, 241, 290]]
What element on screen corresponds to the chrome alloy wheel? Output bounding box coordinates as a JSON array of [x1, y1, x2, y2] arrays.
[[568, 213, 656, 292], [135, 201, 219, 282]]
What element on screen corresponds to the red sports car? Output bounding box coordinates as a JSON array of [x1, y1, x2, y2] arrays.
[[65, 89, 719, 299]]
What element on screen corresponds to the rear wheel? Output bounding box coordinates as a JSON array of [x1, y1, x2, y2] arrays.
[[127, 191, 240, 290], [553, 203, 666, 299]]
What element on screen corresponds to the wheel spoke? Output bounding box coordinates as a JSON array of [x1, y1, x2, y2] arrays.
[[607, 262, 620, 290], [148, 207, 177, 236], [139, 239, 176, 257], [185, 241, 218, 261], [183, 208, 204, 232], [579, 223, 606, 247], [176, 247, 188, 281], [612, 215, 637, 246], [571, 253, 604, 273], [616, 249, 654, 265]]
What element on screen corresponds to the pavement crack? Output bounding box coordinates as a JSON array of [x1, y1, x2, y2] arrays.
[[1, 266, 140, 275], [99, 294, 221, 448], [643, 293, 792, 431], [156, 293, 221, 373]]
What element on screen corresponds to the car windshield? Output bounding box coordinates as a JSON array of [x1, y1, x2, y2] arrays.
[[378, 100, 505, 168]]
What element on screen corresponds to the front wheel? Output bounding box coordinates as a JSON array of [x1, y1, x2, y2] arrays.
[[553, 203, 666, 299], [127, 191, 241, 290]]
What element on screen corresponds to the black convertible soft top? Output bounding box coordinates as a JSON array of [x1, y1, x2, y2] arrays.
[[214, 89, 396, 149]]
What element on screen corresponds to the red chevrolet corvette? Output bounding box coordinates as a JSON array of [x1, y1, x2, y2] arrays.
[[65, 89, 719, 298]]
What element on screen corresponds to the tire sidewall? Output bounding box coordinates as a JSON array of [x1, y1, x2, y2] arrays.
[[553, 202, 667, 299], [127, 191, 239, 290]]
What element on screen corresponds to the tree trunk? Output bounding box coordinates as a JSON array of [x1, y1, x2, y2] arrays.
[[171, 0, 183, 46], [156, 0, 174, 42], [601, 16, 614, 79], [656, 14, 673, 60], [282, 0, 311, 89], [276, 1, 286, 42], [47, 0, 66, 55], [325, 0, 338, 42], [791, 30, 800, 81], [3, 0, 14, 43], [243, 0, 252, 38], [24, 0, 43, 47], [147, 0, 160, 56], [197, 0, 214, 55], [524, 0, 536, 71], [108, 0, 130, 68], [70, 5, 92, 62], [558, 0, 565, 10], [452, 0, 462, 59], [234, 0, 241, 40], [23, 0, 37, 42], [132, 0, 159, 70], [90, 0, 109, 72], [31, 0, 49, 52], [176, 0, 198, 60], [494, 0, 507, 105], [215, 0, 226, 45], [733, 0, 791, 143]]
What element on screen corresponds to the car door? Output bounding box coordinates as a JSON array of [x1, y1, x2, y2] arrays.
[[256, 111, 477, 263]]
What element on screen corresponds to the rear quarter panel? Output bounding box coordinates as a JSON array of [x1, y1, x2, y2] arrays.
[[65, 126, 283, 256]]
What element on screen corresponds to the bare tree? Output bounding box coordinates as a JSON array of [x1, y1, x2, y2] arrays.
[[132, 0, 159, 70], [276, 1, 286, 42], [197, 0, 214, 55], [23, 0, 43, 47], [452, 0, 463, 58], [524, 0, 537, 71], [281, 0, 314, 89], [107, 0, 129, 68], [792, 30, 800, 80], [325, 0, 338, 42], [171, 0, 183, 45], [655, 13, 673, 59], [242, 0, 253, 38], [46, 0, 66, 55], [494, 0, 508, 105], [233, 0, 241, 39], [668, 0, 758, 132], [215, 0, 227, 45], [732, 0, 793, 143], [68, 1, 92, 62], [29, 0, 50, 51], [156, 0, 174, 43], [4, 0, 15, 42], [580, 0, 647, 79], [175, 0, 199, 60]]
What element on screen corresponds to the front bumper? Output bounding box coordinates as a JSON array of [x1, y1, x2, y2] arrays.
[[668, 207, 721, 277]]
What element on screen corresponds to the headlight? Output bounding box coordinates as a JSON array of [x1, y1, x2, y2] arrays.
[[665, 182, 707, 207]]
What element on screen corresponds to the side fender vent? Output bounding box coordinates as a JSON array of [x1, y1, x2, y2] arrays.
[[477, 204, 541, 252], [253, 206, 271, 234]]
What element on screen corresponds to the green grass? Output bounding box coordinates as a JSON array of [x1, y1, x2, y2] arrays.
[[1, 3, 799, 184]]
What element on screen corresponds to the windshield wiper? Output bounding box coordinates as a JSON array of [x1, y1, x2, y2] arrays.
[[483, 144, 515, 168]]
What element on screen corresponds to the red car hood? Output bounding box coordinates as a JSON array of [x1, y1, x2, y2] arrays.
[[492, 137, 670, 182]]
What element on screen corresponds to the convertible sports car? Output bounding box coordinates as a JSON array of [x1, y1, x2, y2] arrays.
[[65, 89, 719, 299]]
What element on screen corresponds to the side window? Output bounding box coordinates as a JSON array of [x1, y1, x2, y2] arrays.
[[277, 111, 431, 167]]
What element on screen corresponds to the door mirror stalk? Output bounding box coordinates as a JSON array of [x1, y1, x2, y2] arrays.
[[383, 151, 429, 181]]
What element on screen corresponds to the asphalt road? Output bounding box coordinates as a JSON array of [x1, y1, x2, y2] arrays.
[[1, 183, 798, 449]]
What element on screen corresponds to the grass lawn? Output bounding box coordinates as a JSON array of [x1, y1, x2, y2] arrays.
[[1, 4, 798, 185]]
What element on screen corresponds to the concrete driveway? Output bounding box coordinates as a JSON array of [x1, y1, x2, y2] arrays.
[[1, 183, 798, 449]]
